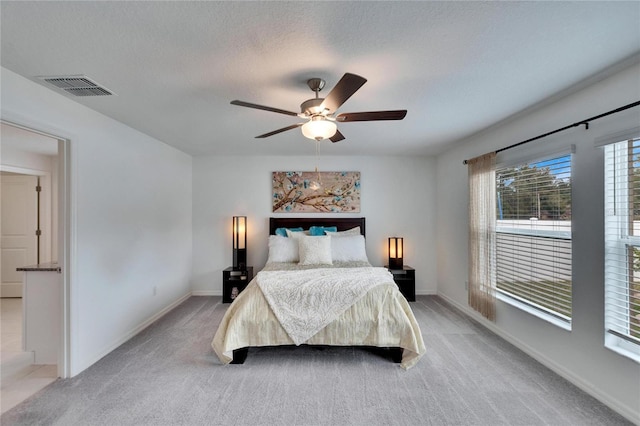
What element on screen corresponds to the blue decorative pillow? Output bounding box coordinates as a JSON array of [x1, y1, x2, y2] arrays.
[[275, 227, 303, 237], [309, 226, 338, 236]]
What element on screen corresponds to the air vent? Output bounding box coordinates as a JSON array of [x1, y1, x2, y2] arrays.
[[38, 75, 114, 96], [65, 87, 113, 97]]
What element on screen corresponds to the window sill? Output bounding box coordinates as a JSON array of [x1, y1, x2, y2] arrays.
[[605, 334, 640, 364], [497, 292, 572, 331]]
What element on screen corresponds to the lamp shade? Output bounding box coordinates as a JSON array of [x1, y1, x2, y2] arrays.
[[301, 118, 337, 141], [388, 237, 403, 269], [233, 216, 247, 270]]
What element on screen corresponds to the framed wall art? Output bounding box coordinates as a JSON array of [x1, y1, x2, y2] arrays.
[[272, 171, 360, 213]]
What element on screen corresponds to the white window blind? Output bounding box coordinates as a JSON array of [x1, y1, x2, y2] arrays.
[[604, 138, 640, 360], [495, 155, 572, 322]]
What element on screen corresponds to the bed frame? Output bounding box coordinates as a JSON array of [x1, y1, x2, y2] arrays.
[[231, 216, 402, 365]]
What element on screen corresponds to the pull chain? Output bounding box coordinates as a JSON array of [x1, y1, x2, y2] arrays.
[[315, 141, 322, 187], [308, 141, 323, 191]]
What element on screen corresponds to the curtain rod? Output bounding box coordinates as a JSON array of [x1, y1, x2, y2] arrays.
[[462, 100, 640, 165]]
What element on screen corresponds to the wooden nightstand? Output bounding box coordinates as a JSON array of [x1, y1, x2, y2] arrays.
[[385, 265, 415, 302], [223, 266, 253, 303]]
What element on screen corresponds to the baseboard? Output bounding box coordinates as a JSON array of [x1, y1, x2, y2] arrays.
[[415, 290, 438, 296], [437, 293, 640, 425], [73, 291, 192, 377], [191, 290, 220, 296]]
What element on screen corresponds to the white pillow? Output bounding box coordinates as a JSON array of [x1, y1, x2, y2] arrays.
[[285, 229, 309, 238], [330, 235, 368, 262], [266, 235, 299, 263], [298, 235, 333, 265], [325, 226, 361, 237]]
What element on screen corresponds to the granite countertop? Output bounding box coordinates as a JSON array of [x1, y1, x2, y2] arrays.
[[17, 262, 61, 272]]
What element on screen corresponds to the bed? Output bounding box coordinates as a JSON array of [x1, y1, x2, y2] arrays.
[[211, 217, 425, 369]]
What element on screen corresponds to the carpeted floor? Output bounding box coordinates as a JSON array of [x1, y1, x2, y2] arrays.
[[0, 296, 631, 425]]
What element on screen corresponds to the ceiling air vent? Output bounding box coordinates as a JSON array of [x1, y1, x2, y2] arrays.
[[38, 75, 114, 96]]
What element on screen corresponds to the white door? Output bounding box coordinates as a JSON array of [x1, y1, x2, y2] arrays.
[[1, 174, 38, 297]]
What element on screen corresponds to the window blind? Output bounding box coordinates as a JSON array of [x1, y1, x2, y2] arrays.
[[495, 154, 572, 321], [604, 138, 640, 352]]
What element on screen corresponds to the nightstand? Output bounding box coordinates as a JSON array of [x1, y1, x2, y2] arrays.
[[223, 266, 253, 303], [385, 265, 415, 302]]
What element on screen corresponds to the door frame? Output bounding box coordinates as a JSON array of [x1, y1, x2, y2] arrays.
[[1, 118, 72, 379]]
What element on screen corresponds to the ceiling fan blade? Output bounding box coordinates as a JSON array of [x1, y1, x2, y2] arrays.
[[329, 130, 345, 143], [231, 100, 299, 117], [320, 73, 367, 113], [335, 110, 407, 122], [255, 123, 303, 138]]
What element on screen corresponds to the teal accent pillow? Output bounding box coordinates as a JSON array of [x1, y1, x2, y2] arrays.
[[309, 226, 338, 236], [275, 227, 303, 237]]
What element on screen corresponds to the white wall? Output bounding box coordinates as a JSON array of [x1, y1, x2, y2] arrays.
[[436, 62, 640, 422], [1, 67, 193, 376], [192, 155, 437, 295], [1, 144, 54, 173]]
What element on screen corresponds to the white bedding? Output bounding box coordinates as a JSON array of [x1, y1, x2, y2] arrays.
[[212, 262, 425, 369], [257, 267, 396, 345]]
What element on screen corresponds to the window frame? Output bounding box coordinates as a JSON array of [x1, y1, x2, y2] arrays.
[[604, 138, 640, 363]]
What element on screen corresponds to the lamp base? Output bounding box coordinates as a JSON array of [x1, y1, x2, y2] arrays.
[[388, 258, 403, 270], [233, 249, 246, 271]]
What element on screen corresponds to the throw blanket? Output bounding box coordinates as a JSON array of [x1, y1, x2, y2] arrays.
[[257, 267, 395, 345]]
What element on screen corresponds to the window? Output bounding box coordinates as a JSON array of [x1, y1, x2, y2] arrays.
[[495, 154, 572, 326], [604, 138, 640, 361]]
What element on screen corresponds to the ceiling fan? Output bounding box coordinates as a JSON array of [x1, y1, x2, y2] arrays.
[[230, 73, 407, 143]]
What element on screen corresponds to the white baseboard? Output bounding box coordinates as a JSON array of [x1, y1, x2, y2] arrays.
[[73, 291, 192, 377], [191, 290, 220, 296], [437, 293, 640, 425]]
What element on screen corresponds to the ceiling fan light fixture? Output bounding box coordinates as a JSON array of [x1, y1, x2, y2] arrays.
[[301, 117, 337, 141], [231, 73, 407, 143]]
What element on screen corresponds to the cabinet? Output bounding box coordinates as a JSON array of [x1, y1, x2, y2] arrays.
[[385, 265, 415, 302], [18, 264, 61, 364], [223, 266, 253, 303]]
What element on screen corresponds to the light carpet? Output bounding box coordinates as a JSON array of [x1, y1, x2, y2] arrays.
[[0, 296, 631, 425]]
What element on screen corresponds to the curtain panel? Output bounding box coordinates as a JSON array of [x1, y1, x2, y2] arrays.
[[468, 152, 497, 321]]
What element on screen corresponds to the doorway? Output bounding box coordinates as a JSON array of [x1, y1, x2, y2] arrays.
[[0, 121, 64, 412]]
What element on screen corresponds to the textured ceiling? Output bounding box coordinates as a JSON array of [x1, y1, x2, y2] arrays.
[[1, 1, 639, 157]]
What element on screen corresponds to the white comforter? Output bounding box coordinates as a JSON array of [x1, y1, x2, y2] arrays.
[[212, 263, 425, 369], [257, 267, 397, 345]]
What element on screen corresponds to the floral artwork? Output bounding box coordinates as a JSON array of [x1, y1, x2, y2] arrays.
[[272, 171, 361, 213]]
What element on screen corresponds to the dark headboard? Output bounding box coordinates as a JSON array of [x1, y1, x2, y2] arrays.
[[269, 217, 365, 237]]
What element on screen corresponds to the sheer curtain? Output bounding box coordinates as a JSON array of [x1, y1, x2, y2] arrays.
[[468, 152, 497, 320]]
